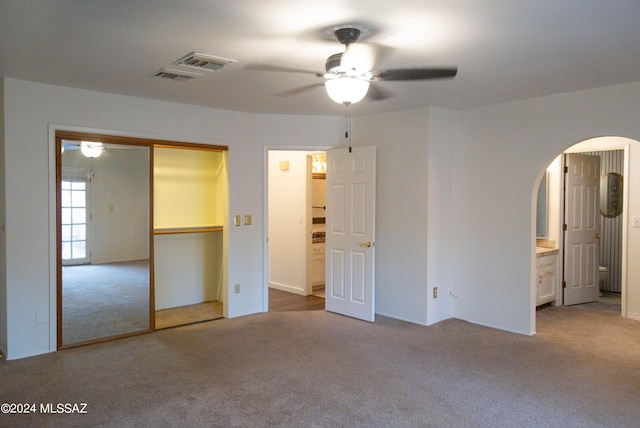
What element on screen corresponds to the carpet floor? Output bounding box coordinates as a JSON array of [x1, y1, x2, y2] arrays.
[[1, 303, 639, 427], [61, 260, 151, 345]]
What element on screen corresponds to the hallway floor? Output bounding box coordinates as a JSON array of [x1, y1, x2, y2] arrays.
[[268, 288, 325, 312]]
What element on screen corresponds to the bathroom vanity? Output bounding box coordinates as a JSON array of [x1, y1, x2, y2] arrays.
[[536, 247, 559, 306]]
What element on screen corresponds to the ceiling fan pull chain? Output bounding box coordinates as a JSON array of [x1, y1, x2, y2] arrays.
[[345, 108, 353, 153]]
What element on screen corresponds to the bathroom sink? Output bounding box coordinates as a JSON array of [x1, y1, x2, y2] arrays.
[[536, 247, 559, 256]]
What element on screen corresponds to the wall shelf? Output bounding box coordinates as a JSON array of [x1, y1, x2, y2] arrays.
[[154, 226, 223, 235]]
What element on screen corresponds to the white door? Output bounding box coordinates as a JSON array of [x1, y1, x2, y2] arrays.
[[325, 146, 376, 322], [564, 153, 600, 305]]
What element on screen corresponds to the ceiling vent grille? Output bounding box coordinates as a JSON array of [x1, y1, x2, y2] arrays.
[[174, 52, 236, 72], [148, 68, 202, 82]]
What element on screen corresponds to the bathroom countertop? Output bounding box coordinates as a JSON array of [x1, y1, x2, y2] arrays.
[[536, 247, 559, 257]]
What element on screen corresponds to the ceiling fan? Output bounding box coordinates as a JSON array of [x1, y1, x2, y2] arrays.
[[247, 27, 457, 105]]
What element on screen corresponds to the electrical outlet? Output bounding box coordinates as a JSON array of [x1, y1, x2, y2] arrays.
[[433, 287, 438, 299], [234, 215, 241, 227], [234, 283, 240, 294]]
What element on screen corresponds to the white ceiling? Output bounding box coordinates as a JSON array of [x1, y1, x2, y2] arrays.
[[1, 0, 639, 117]]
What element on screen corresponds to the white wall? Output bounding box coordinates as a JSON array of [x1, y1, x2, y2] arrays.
[[450, 81, 640, 334], [352, 108, 432, 324], [267, 151, 312, 295], [4, 76, 640, 359], [2, 78, 343, 359], [426, 107, 455, 324], [0, 77, 6, 357], [154, 232, 223, 309], [350, 106, 457, 326]]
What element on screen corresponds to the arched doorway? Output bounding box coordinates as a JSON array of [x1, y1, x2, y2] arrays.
[[532, 136, 639, 320]]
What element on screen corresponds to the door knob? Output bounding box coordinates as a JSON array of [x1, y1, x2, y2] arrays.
[[595, 233, 602, 239], [359, 241, 373, 247]]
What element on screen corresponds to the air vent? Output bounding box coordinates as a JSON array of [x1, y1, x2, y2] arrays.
[[148, 68, 202, 82], [174, 52, 236, 72]]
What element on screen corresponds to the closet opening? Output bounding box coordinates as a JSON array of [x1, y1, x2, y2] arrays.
[[153, 143, 228, 329], [56, 131, 228, 349]]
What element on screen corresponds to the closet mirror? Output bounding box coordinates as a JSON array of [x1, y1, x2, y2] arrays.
[[56, 133, 153, 348]]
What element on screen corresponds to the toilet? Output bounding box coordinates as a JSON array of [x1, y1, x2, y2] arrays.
[[599, 266, 609, 294]]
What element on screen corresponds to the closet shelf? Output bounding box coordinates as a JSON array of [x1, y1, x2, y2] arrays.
[[154, 225, 223, 235]]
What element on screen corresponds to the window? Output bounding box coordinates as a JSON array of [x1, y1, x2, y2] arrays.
[[61, 177, 90, 264]]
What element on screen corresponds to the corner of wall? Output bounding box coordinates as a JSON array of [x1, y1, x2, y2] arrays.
[[426, 106, 455, 325], [0, 77, 7, 356]]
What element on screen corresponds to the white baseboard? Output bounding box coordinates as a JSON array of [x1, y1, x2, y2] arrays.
[[269, 282, 306, 296], [374, 310, 429, 327]]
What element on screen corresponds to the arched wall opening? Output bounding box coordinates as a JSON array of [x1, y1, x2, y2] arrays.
[[531, 136, 640, 329]]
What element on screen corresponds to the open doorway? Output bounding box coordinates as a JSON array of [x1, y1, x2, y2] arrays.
[[265, 148, 328, 312], [153, 144, 228, 329], [533, 136, 637, 319]]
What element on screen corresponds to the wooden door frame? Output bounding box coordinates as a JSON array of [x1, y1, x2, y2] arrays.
[[55, 130, 156, 349], [54, 129, 229, 349]]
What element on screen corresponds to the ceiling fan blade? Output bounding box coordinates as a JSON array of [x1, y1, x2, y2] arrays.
[[245, 63, 324, 77], [273, 83, 325, 98], [366, 83, 394, 101], [369, 67, 457, 81]]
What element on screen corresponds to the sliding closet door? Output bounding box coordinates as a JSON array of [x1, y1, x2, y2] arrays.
[[57, 132, 153, 348]]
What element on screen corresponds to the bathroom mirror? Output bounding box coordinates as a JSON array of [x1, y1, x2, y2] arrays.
[[600, 172, 623, 218], [536, 172, 548, 238], [57, 133, 153, 347]]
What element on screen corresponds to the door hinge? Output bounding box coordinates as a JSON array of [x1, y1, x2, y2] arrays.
[[564, 166, 568, 173], [563, 223, 567, 231], [562, 281, 566, 289]]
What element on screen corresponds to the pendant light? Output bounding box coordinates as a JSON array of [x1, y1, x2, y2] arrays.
[[80, 141, 104, 158]]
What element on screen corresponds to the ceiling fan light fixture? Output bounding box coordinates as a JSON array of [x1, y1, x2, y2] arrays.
[[325, 77, 370, 105], [80, 141, 103, 158]]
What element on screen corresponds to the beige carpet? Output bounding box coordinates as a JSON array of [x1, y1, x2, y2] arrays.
[[61, 260, 151, 345], [1, 305, 639, 427], [155, 301, 223, 330]]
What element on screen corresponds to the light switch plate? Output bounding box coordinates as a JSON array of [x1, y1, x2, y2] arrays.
[[234, 215, 241, 227], [243, 215, 252, 226], [633, 216, 640, 228]]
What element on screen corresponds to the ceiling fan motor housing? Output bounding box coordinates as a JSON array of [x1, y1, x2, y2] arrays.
[[334, 27, 361, 45]]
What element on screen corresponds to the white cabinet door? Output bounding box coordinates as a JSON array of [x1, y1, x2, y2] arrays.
[[310, 245, 325, 286], [537, 254, 557, 305]]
